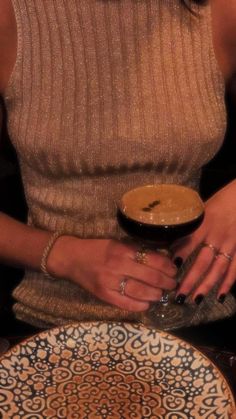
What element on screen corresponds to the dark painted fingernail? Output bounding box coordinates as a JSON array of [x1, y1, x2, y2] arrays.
[[173, 257, 183, 268], [218, 294, 226, 304], [195, 294, 204, 305], [175, 294, 186, 305]]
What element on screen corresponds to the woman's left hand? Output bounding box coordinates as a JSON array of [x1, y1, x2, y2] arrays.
[[172, 180, 236, 304]]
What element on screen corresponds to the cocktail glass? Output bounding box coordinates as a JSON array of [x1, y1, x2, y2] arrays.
[[117, 184, 205, 329]]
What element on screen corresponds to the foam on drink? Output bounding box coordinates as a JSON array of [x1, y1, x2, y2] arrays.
[[119, 184, 204, 226]]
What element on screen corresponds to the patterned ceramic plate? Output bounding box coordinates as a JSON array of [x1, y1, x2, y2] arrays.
[[0, 322, 235, 419]]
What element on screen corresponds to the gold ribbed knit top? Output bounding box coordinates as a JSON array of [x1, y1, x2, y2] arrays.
[[5, 0, 235, 328]]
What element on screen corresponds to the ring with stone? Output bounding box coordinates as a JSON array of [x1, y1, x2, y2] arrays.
[[135, 248, 148, 265]]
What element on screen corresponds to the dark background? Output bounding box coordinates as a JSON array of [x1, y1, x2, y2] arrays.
[[0, 90, 236, 340]]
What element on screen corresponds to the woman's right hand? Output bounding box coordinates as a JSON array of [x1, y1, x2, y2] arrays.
[[47, 237, 177, 312]]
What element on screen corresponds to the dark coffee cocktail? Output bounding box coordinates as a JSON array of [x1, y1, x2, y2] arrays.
[[117, 184, 204, 245], [117, 184, 205, 329]]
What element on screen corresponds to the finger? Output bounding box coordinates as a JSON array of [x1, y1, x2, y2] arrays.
[[217, 255, 236, 298], [172, 238, 202, 265], [122, 261, 177, 291], [191, 252, 231, 301], [171, 230, 204, 262], [92, 271, 152, 312], [176, 245, 216, 297], [114, 276, 163, 302], [133, 250, 177, 277], [124, 248, 177, 277], [101, 287, 150, 312]]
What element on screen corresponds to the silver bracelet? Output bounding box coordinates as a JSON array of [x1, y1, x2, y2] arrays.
[[40, 231, 64, 280]]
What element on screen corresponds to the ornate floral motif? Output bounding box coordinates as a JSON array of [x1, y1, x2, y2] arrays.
[[1, 356, 36, 382], [0, 322, 234, 418]]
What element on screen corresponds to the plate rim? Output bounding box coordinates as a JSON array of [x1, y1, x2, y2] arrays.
[[1, 320, 235, 408]]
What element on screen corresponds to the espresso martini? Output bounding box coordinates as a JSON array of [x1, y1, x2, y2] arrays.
[[117, 184, 204, 244]]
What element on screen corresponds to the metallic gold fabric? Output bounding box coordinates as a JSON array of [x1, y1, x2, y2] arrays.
[[4, 0, 235, 328]]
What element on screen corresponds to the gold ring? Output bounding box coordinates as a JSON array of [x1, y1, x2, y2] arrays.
[[135, 248, 148, 265], [202, 242, 219, 256], [216, 251, 233, 262], [120, 278, 128, 296]]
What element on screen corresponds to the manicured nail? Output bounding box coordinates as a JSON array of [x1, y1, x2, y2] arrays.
[[195, 294, 204, 305], [218, 294, 226, 304], [175, 294, 186, 305], [174, 257, 183, 268]]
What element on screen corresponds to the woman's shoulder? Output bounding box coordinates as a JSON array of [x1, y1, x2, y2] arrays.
[[211, 0, 236, 82], [0, 0, 17, 94]]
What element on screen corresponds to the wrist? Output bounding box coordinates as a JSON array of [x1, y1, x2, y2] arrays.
[[46, 235, 78, 280]]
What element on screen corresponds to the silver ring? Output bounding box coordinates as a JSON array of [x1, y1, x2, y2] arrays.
[[202, 242, 219, 256], [119, 278, 128, 296], [135, 248, 148, 265], [216, 251, 233, 262]]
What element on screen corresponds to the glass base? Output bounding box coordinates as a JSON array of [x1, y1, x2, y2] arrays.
[[139, 301, 197, 331]]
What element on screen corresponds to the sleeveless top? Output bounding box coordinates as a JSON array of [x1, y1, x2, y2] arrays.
[[4, 0, 236, 329]]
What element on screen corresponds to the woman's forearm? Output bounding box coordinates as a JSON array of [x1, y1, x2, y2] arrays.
[[0, 211, 51, 270]]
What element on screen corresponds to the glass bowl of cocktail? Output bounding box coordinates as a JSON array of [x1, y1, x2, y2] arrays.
[[117, 184, 205, 329]]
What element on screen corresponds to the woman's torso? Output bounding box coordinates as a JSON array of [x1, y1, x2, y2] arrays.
[[1, 0, 235, 328], [2, 0, 227, 238]]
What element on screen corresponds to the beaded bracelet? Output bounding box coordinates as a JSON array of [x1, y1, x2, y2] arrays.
[[40, 231, 64, 280]]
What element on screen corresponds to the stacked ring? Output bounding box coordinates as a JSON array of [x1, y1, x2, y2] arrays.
[[202, 242, 219, 256], [202, 242, 233, 263], [216, 251, 233, 262]]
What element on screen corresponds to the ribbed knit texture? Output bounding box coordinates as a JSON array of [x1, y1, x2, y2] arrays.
[[4, 0, 236, 328]]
